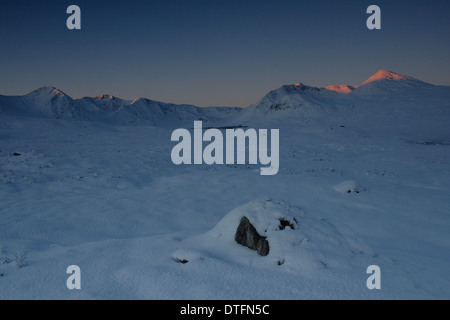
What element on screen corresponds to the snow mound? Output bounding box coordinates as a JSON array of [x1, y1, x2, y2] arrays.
[[208, 199, 301, 241], [174, 199, 375, 270]]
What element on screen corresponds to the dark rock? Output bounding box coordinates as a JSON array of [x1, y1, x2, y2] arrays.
[[256, 237, 270, 257], [174, 258, 189, 264], [235, 217, 270, 256], [279, 218, 296, 230]]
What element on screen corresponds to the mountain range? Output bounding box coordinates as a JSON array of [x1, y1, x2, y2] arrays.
[[1, 70, 449, 132]]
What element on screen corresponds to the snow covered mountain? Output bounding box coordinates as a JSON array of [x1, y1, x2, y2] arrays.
[[243, 70, 444, 115], [81, 94, 131, 112], [117, 98, 241, 126], [0, 87, 75, 119], [237, 70, 450, 140], [0, 87, 242, 126], [243, 83, 339, 117], [1, 70, 448, 132]]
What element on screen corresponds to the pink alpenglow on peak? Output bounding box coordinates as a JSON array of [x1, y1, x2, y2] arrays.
[[324, 85, 355, 94], [96, 94, 116, 100], [361, 70, 416, 86]]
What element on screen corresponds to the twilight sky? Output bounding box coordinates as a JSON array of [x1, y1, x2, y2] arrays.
[[0, 0, 449, 107]]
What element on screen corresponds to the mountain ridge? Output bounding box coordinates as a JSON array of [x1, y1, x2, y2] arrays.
[[0, 70, 448, 126]]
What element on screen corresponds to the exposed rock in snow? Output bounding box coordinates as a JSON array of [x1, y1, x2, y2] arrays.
[[172, 199, 377, 276], [333, 180, 362, 194], [235, 216, 270, 256]]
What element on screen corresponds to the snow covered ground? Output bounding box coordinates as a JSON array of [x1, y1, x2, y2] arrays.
[[0, 71, 449, 299]]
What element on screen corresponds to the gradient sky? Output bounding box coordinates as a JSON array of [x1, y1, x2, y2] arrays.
[[0, 0, 449, 107]]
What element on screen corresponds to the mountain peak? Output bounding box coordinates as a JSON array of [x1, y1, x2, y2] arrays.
[[96, 94, 116, 100], [29, 86, 68, 97], [361, 70, 416, 86]]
